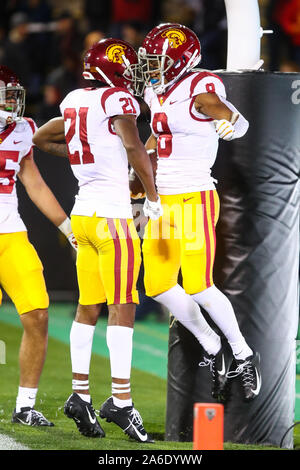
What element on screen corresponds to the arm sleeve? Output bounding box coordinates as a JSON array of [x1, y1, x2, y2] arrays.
[[103, 90, 140, 118], [219, 96, 249, 139], [191, 71, 227, 99], [23, 117, 38, 156]]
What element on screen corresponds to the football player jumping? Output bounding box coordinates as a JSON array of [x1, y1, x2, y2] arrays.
[[136, 24, 261, 402], [0, 65, 77, 426], [33, 39, 162, 442]]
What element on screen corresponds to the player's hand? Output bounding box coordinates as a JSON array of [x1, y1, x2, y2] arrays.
[[66, 232, 78, 251], [58, 217, 78, 251], [143, 196, 163, 221], [213, 119, 235, 140]]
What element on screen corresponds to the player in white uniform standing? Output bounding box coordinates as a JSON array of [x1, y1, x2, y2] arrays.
[[136, 24, 261, 402], [0, 65, 77, 426], [33, 38, 162, 442]]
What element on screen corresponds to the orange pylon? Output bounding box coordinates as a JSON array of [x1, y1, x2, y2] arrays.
[[193, 403, 224, 450]]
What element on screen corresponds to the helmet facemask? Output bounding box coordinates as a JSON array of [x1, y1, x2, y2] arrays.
[[122, 56, 145, 97], [138, 41, 174, 95], [0, 83, 25, 126]]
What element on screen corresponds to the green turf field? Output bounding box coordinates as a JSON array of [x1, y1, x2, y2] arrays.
[[0, 302, 299, 450]]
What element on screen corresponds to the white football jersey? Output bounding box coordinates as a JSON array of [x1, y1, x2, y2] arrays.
[[0, 118, 37, 233], [60, 86, 140, 219], [144, 70, 227, 195]]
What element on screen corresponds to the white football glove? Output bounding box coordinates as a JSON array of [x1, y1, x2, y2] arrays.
[[58, 217, 78, 251], [213, 119, 235, 141], [143, 196, 163, 221]]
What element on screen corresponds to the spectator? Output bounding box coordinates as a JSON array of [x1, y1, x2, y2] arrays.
[[161, 0, 227, 70], [84, 0, 111, 33], [266, 0, 295, 70], [275, 0, 300, 66], [83, 30, 105, 51], [35, 83, 61, 125], [43, 55, 81, 103], [110, 0, 159, 38], [2, 12, 35, 98], [19, 0, 53, 84], [121, 21, 145, 49], [48, 10, 83, 71]]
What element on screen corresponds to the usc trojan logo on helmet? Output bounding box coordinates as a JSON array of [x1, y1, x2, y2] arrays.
[[106, 44, 127, 64], [161, 29, 186, 48]]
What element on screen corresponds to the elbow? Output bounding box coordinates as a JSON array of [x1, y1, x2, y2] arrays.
[[124, 143, 139, 155]]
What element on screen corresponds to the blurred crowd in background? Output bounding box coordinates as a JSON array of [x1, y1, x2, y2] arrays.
[[1, 0, 300, 123], [0, 0, 299, 124]]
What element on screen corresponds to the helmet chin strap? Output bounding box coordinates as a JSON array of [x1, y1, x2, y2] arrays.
[[0, 109, 14, 127], [83, 67, 115, 88]]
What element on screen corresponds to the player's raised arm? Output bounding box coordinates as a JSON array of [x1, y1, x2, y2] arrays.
[[32, 117, 68, 157], [195, 92, 249, 141]]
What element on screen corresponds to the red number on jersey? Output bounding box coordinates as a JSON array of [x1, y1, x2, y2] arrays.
[[152, 112, 172, 158], [0, 150, 19, 194], [119, 97, 136, 114], [64, 107, 95, 165], [206, 82, 216, 93]]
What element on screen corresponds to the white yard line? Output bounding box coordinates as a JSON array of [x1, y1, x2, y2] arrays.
[[0, 433, 29, 450]]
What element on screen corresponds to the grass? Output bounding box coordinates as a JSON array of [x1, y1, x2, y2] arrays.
[[0, 321, 299, 451]]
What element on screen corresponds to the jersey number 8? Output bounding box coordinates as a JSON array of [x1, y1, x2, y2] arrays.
[[152, 112, 172, 159]]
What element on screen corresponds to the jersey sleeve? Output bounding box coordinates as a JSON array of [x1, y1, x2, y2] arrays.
[[23, 117, 38, 157], [190, 71, 226, 99], [101, 88, 140, 118]]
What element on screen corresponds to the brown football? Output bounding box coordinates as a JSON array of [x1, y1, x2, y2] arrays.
[[129, 149, 157, 198]]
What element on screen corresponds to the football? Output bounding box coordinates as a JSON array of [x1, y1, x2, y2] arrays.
[[129, 149, 157, 199]]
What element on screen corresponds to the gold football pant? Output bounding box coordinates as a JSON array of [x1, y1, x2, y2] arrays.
[[71, 215, 141, 305], [143, 190, 220, 296], [0, 232, 49, 314]]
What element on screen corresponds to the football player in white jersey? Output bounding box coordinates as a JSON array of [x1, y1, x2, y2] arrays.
[[0, 65, 77, 426], [136, 24, 261, 402], [33, 38, 162, 442]]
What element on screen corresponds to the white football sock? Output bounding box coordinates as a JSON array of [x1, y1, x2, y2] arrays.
[[112, 382, 132, 408], [16, 387, 37, 412], [106, 326, 133, 379], [154, 284, 221, 355], [113, 396, 132, 408], [72, 379, 91, 403], [77, 393, 91, 403], [192, 285, 253, 360], [70, 321, 95, 374]]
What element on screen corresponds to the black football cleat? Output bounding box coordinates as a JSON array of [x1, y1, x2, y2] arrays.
[[226, 351, 262, 401], [100, 396, 154, 443], [199, 345, 233, 403], [64, 393, 105, 438], [12, 407, 54, 426]]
